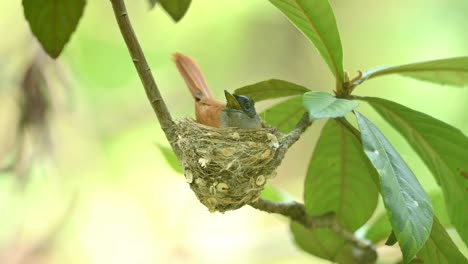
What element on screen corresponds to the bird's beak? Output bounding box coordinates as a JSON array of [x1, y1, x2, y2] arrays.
[[224, 90, 242, 110]]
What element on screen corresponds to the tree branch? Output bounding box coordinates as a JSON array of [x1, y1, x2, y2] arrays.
[[250, 198, 376, 259], [109, 0, 175, 136], [283, 113, 312, 148]]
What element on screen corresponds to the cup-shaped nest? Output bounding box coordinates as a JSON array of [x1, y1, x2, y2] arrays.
[[175, 119, 284, 212]]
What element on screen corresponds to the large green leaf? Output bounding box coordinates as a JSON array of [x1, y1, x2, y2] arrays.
[[158, 0, 191, 22], [234, 79, 309, 102], [355, 111, 433, 263], [357, 57, 468, 87], [269, 0, 344, 82], [23, 0, 86, 58], [416, 217, 468, 264], [303, 92, 359, 120], [260, 96, 305, 133], [365, 192, 451, 244], [290, 221, 376, 263], [363, 97, 468, 245], [305, 119, 378, 230]]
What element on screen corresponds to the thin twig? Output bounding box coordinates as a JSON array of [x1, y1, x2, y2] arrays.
[[109, 0, 176, 138], [283, 113, 312, 148]]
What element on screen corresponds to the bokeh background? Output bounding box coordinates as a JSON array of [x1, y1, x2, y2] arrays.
[[0, 0, 467, 263]]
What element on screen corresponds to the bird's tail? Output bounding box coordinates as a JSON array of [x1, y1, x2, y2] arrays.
[[173, 53, 213, 101]]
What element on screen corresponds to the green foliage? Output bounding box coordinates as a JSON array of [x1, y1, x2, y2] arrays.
[[155, 0, 192, 22], [157, 144, 183, 174], [365, 192, 452, 244], [364, 97, 468, 245], [260, 96, 304, 133], [290, 222, 356, 263], [305, 119, 378, 230], [303, 92, 359, 119], [365, 211, 392, 243], [358, 57, 468, 87], [355, 111, 433, 263], [269, 0, 344, 82], [291, 221, 377, 263], [416, 217, 468, 264], [260, 185, 286, 202], [234, 79, 309, 102], [22, 0, 86, 58]]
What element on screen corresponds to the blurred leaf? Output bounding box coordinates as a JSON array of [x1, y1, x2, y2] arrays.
[[303, 92, 358, 120], [305, 119, 378, 230], [416, 217, 468, 264], [365, 212, 392, 243], [148, 0, 158, 9], [364, 97, 468, 245], [290, 221, 376, 263], [260, 96, 305, 133], [234, 79, 309, 102], [23, 0, 86, 58], [158, 0, 191, 22], [355, 111, 433, 263], [358, 57, 468, 87], [269, 0, 344, 82], [260, 185, 286, 202], [156, 144, 182, 174], [430, 191, 450, 226]]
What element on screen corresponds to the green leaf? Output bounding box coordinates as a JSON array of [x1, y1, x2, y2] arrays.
[[365, 211, 392, 243], [290, 221, 377, 263], [159, 0, 191, 22], [23, 0, 86, 58], [385, 231, 398, 246], [156, 144, 183, 174], [234, 79, 309, 102], [269, 0, 344, 82], [260, 96, 305, 133], [305, 119, 378, 230], [355, 111, 433, 263], [303, 92, 359, 120], [357, 57, 468, 87], [365, 192, 452, 244], [260, 185, 286, 202], [416, 217, 468, 264], [363, 97, 468, 245]]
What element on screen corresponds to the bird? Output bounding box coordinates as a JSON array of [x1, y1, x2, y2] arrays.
[[173, 53, 262, 129]]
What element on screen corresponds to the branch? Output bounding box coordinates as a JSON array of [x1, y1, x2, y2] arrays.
[[250, 198, 376, 259], [250, 198, 333, 229], [109, 0, 175, 136], [283, 112, 312, 148]]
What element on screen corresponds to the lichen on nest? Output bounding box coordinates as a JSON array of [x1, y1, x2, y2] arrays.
[[174, 118, 284, 212]]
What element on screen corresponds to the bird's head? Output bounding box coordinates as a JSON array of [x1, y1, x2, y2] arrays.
[[224, 90, 258, 118]]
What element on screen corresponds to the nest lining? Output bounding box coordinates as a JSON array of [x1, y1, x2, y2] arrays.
[[175, 119, 284, 212]]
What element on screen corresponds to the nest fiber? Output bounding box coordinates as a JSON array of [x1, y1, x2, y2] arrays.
[[175, 119, 284, 212]]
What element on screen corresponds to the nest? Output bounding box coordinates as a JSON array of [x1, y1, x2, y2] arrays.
[[174, 119, 284, 212]]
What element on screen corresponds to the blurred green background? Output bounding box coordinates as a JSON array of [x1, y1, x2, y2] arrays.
[[0, 0, 467, 263]]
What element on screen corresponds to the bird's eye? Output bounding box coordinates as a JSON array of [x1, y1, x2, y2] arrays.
[[244, 102, 251, 110]]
